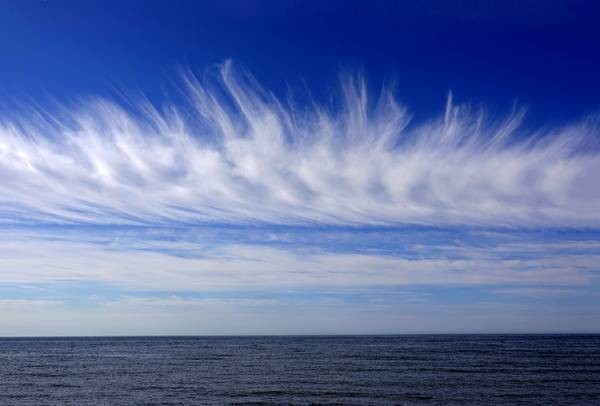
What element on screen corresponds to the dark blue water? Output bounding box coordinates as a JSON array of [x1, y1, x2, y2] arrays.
[[1, 335, 599, 405]]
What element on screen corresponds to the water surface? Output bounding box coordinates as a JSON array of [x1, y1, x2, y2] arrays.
[[1, 335, 599, 405]]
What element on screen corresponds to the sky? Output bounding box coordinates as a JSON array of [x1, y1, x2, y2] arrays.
[[0, 0, 600, 336]]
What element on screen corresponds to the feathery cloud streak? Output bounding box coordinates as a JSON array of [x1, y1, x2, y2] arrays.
[[0, 61, 599, 227]]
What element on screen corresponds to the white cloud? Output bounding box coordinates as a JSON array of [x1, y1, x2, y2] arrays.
[[0, 233, 593, 292], [490, 287, 579, 296], [98, 295, 280, 308], [0, 299, 63, 308], [0, 61, 598, 227]]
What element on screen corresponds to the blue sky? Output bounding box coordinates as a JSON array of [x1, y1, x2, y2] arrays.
[[0, 0, 599, 335]]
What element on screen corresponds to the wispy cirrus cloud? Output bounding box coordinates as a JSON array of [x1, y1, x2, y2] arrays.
[[0, 229, 595, 292], [0, 61, 599, 227]]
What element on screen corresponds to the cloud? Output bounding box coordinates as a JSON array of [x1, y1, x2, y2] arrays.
[[0, 299, 63, 309], [0, 230, 594, 292], [0, 61, 598, 227], [490, 287, 579, 296], [98, 296, 280, 308]]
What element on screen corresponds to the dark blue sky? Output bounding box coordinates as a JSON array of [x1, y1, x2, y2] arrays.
[[2, 0, 600, 125]]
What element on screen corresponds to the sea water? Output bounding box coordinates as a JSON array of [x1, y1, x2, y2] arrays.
[[1, 335, 599, 405]]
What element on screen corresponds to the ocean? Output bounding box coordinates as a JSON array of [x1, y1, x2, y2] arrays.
[[1, 335, 599, 405]]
